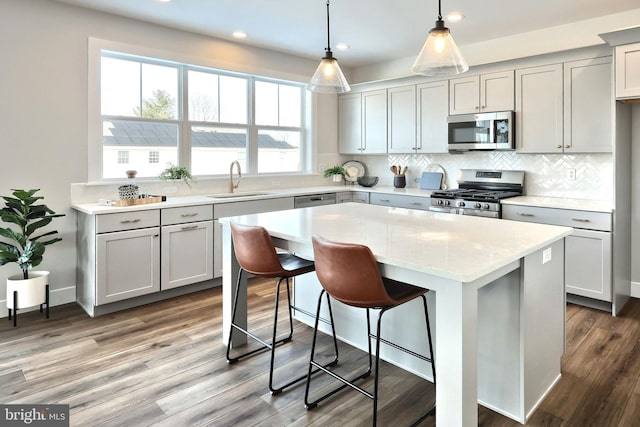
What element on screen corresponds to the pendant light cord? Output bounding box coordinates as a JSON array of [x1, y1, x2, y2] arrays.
[[437, 0, 443, 21], [325, 0, 332, 54]]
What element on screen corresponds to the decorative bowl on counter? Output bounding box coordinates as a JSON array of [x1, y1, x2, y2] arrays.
[[357, 176, 379, 187]]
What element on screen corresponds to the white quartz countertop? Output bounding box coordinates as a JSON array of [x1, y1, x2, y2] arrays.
[[219, 203, 572, 283], [501, 196, 613, 213], [71, 185, 435, 215]]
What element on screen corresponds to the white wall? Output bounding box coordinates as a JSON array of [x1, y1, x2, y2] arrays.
[[0, 0, 340, 311]]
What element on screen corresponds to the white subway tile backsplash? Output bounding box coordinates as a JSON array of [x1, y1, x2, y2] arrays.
[[384, 151, 613, 201]]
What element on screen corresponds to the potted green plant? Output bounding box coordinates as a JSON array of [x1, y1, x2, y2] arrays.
[[159, 163, 195, 188], [0, 189, 65, 324], [323, 166, 348, 183]]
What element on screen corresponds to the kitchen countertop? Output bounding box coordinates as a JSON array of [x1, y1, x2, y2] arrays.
[[71, 185, 436, 215], [220, 202, 572, 283], [501, 196, 613, 213], [72, 183, 611, 216]]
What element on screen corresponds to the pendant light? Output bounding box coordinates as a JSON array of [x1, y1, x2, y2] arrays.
[[412, 0, 468, 76], [308, 0, 351, 93]]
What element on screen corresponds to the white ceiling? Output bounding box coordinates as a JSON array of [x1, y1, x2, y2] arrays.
[[52, 0, 640, 68]]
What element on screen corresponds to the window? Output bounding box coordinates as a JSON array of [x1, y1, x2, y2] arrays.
[[117, 150, 129, 164], [149, 151, 159, 164], [97, 49, 305, 180]]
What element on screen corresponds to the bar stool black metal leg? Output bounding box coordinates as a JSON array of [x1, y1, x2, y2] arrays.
[[271, 280, 339, 395]]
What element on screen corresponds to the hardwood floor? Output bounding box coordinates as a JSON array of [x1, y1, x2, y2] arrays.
[[2, 279, 640, 426]]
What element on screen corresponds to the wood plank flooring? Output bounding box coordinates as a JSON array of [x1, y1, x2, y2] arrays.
[[2, 279, 640, 426]]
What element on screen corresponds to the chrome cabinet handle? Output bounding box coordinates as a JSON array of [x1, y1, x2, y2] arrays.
[[409, 202, 423, 206], [557, 145, 562, 149], [181, 225, 199, 230], [120, 219, 141, 224], [572, 218, 591, 223], [517, 212, 535, 217], [565, 145, 571, 149], [379, 199, 391, 202], [180, 213, 198, 217]]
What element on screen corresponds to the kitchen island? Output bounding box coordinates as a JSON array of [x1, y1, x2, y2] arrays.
[[219, 203, 572, 427]]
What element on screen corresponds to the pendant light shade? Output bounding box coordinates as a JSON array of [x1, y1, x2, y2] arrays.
[[412, 0, 468, 76], [308, 1, 350, 93]]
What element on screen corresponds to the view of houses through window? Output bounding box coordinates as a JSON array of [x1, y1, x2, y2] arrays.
[[100, 52, 304, 180]]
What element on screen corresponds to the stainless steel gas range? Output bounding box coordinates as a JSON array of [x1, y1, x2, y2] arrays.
[[429, 169, 525, 218]]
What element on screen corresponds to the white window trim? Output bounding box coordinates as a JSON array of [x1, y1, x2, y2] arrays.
[[88, 37, 314, 183]]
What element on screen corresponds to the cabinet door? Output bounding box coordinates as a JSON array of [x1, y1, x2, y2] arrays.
[[161, 220, 214, 290], [338, 93, 362, 154], [417, 80, 448, 154], [565, 229, 612, 301], [387, 85, 417, 153], [96, 227, 160, 305], [362, 89, 387, 153], [615, 43, 640, 99], [515, 64, 563, 153], [449, 75, 479, 115], [480, 70, 514, 112], [564, 57, 613, 153]]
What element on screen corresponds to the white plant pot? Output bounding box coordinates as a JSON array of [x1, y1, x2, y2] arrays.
[[6, 271, 49, 310], [332, 174, 343, 183]]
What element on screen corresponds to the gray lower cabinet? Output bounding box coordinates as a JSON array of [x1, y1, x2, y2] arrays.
[[161, 205, 214, 290], [336, 191, 369, 204], [502, 205, 612, 302], [92, 210, 161, 307], [369, 193, 430, 211]]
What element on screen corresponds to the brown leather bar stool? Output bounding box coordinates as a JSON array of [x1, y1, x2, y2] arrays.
[[306, 235, 436, 426], [227, 222, 339, 395]]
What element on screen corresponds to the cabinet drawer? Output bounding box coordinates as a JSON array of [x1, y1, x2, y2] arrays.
[[502, 205, 611, 231], [352, 191, 370, 204], [96, 210, 160, 234], [162, 204, 213, 225], [370, 193, 429, 211]]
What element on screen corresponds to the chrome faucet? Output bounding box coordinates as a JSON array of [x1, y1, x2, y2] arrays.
[[229, 160, 242, 193]]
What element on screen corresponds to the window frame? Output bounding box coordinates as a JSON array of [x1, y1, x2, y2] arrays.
[[88, 38, 309, 183]]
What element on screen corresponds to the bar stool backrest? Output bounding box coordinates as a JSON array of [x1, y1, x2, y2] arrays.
[[231, 222, 284, 277], [311, 235, 395, 308]]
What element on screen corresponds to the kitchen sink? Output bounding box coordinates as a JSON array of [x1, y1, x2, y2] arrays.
[[208, 192, 270, 199]]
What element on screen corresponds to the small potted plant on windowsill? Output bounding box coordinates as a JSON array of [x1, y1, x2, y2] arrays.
[[0, 189, 65, 326], [323, 166, 348, 183], [159, 163, 195, 188]]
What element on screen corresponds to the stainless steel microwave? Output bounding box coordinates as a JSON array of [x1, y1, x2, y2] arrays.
[[447, 111, 514, 151]]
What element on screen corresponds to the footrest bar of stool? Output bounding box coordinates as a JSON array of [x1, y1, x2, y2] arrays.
[[271, 358, 339, 395], [305, 360, 372, 409], [227, 323, 292, 363]]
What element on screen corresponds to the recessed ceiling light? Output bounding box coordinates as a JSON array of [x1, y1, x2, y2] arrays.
[[233, 31, 247, 39], [446, 12, 464, 23], [336, 43, 349, 50], [157, 0, 171, 3]]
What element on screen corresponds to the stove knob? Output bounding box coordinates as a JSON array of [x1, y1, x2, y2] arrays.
[[458, 201, 465, 207], [474, 203, 482, 209], [483, 203, 490, 209], [445, 200, 451, 206], [437, 199, 444, 205]]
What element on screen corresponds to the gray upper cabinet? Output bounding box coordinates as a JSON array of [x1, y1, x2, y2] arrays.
[[339, 90, 387, 154], [449, 71, 514, 115], [417, 80, 449, 154], [515, 63, 564, 153], [615, 42, 640, 99], [387, 85, 417, 153], [563, 56, 613, 153], [338, 93, 362, 154], [516, 57, 613, 154]]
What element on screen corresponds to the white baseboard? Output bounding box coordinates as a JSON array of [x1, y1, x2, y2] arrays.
[[632, 281, 640, 298], [0, 286, 76, 319]]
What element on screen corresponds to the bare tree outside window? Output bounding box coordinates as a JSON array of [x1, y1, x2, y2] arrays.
[[133, 89, 176, 119]]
